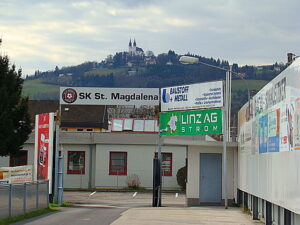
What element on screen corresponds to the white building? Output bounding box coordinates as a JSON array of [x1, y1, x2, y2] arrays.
[[0, 132, 186, 190], [128, 39, 144, 57], [163, 136, 237, 206]]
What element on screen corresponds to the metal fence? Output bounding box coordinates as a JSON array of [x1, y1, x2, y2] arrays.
[[0, 180, 49, 219]]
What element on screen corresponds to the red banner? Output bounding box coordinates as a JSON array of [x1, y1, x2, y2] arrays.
[[37, 113, 50, 180]]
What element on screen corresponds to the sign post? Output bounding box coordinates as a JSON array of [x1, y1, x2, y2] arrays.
[[156, 81, 224, 207]]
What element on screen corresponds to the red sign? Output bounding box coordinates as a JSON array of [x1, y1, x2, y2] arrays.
[[37, 113, 50, 180]]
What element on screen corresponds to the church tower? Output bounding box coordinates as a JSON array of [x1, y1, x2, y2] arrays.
[[129, 39, 132, 53], [133, 39, 137, 53]]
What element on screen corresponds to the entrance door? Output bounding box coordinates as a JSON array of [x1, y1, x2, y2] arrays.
[[199, 153, 222, 204]]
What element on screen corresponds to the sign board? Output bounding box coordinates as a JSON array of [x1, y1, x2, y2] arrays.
[[237, 57, 300, 215], [60, 87, 159, 106], [160, 108, 222, 136], [238, 62, 300, 154], [0, 165, 33, 184], [34, 113, 55, 193], [161, 81, 223, 112]]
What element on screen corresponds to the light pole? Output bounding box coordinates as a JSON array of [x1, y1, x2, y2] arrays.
[[179, 55, 250, 209]]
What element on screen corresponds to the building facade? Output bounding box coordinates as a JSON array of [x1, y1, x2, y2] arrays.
[[0, 132, 186, 190]]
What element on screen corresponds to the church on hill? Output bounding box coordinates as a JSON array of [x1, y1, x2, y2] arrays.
[[128, 39, 144, 57]]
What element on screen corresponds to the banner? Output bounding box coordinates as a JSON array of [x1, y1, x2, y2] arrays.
[[34, 113, 55, 193], [60, 87, 159, 106], [0, 165, 33, 184], [160, 108, 222, 136], [161, 81, 223, 112], [238, 58, 300, 154]]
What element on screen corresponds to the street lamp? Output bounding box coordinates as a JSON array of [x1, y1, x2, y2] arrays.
[[179, 55, 250, 209]]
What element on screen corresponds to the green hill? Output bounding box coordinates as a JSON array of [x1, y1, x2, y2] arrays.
[[23, 79, 59, 100]]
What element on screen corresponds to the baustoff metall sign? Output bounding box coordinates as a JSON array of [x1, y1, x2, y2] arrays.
[[161, 81, 223, 112], [160, 108, 222, 136], [60, 87, 159, 106]]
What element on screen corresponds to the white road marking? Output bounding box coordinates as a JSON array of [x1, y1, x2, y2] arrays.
[[89, 191, 96, 196]]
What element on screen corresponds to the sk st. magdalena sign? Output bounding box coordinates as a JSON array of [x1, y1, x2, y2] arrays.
[[60, 87, 159, 106]]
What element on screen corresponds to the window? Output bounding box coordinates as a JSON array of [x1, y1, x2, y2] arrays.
[[77, 128, 83, 131], [112, 119, 123, 131], [111, 118, 158, 133], [109, 152, 127, 175], [133, 120, 144, 132], [10, 150, 28, 167], [123, 119, 133, 130], [67, 151, 85, 174], [155, 152, 172, 176], [86, 128, 93, 131]]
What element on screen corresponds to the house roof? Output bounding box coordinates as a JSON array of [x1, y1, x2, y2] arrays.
[[60, 104, 108, 129], [28, 100, 108, 129], [28, 100, 59, 121]]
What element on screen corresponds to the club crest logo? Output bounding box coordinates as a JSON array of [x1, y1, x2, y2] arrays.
[[62, 88, 77, 104]]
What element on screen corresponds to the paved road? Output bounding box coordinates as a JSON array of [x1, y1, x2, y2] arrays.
[[112, 207, 261, 225], [63, 191, 186, 207], [13, 206, 127, 225], [12, 191, 186, 225], [12, 192, 258, 225]]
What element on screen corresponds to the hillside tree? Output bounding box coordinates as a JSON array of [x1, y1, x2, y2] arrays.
[[0, 45, 32, 156]]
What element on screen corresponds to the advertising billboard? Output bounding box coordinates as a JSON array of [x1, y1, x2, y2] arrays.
[[60, 87, 159, 106], [238, 73, 300, 154], [0, 165, 33, 184], [160, 81, 223, 112], [238, 58, 300, 214], [34, 113, 55, 193], [160, 108, 222, 136]]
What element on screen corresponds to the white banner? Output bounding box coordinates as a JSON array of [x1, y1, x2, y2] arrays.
[[0, 165, 33, 184], [60, 87, 159, 106], [161, 81, 223, 112], [238, 57, 300, 214]]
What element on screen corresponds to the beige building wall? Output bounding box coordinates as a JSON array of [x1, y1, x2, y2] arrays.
[[95, 144, 186, 189], [186, 145, 237, 206], [61, 144, 91, 188], [0, 143, 35, 167]]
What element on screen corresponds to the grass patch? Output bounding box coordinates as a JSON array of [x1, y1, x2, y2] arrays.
[[49, 202, 74, 208], [0, 208, 56, 225], [49, 203, 60, 208], [23, 79, 59, 99], [61, 202, 74, 207], [231, 80, 268, 92]]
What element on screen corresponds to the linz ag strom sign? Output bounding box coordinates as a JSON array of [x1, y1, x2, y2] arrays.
[[60, 87, 159, 106], [160, 108, 222, 136]]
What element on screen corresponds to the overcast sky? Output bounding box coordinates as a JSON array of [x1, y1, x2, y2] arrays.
[[1, 0, 300, 75]]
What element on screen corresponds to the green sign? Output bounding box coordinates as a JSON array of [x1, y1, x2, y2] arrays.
[[160, 108, 222, 136]]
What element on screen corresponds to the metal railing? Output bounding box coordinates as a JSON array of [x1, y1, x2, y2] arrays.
[[0, 180, 49, 219]]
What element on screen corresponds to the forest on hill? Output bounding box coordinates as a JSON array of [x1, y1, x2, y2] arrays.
[[24, 50, 286, 118], [26, 50, 285, 90]]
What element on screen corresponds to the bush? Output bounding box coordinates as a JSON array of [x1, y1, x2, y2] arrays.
[[125, 174, 141, 188], [176, 166, 187, 190]]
